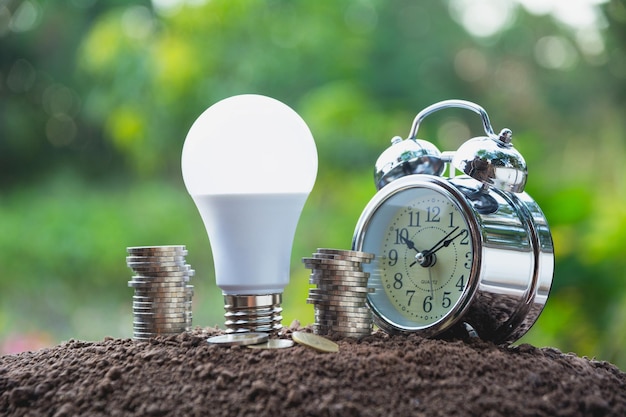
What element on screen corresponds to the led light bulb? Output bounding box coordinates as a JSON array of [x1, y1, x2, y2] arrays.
[[181, 94, 318, 333]]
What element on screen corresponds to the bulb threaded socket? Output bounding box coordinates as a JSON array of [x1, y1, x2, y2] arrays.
[[223, 293, 283, 334]]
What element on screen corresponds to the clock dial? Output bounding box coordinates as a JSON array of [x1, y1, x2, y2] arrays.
[[380, 187, 473, 326], [357, 182, 476, 332]]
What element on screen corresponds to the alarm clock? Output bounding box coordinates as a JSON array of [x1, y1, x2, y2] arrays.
[[352, 100, 554, 344]]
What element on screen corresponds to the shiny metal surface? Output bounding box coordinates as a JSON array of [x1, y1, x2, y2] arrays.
[[451, 176, 554, 344], [407, 99, 528, 193], [408, 99, 496, 139], [223, 293, 283, 334], [374, 136, 445, 190], [352, 174, 554, 344], [452, 131, 527, 193]]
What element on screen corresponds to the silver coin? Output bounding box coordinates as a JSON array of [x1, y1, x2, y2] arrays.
[[127, 265, 188, 272], [128, 280, 187, 288], [129, 276, 190, 284], [134, 268, 194, 276], [132, 306, 190, 313], [309, 279, 370, 288], [133, 296, 191, 303], [313, 284, 374, 293], [314, 329, 371, 338], [127, 245, 186, 253], [307, 291, 368, 302], [303, 260, 361, 268], [132, 291, 192, 300], [133, 327, 184, 334], [132, 308, 190, 315], [314, 312, 371, 321], [309, 273, 370, 281], [130, 270, 194, 278], [309, 296, 368, 304], [126, 260, 189, 268], [306, 298, 366, 308], [303, 263, 362, 272], [131, 287, 193, 294], [132, 294, 191, 301], [247, 339, 294, 349], [133, 285, 193, 294], [313, 327, 372, 336], [133, 323, 189, 331], [133, 324, 189, 331], [129, 284, 189, 291], [207, 332, 269, 346], [132, 305, 189, 311], [314, 310, 372, 320], [133, 311, 187, 320], [308, 297, 368, 306], [132, 298, 189, 303], [133, 330, 181, 338], [308, 288, 369, 298], [316, 248, 374, 261], [310, 282, 369, 291], [311, 304, 371, 313], [127, 250, 188, 258], [313, 324, 371, 334], [132, 304, 190, 311], [133, 327, 187, 335], [133, 322, 188, 330], [314, 319, 372, 327], [133, 311, 190, 318], [128, 279, 187, 287], [314, 315, 371, 324], [309, 269, 370, 278], [128, 264, 190, 273], [302, 257, 361, 267], [314, 320, 371, 329], [311, 254, 370, 265], [126, 255, 187, 263], [314, 320, 372, 330], [133, 305, 189, 312], [133, 314, 189, 322]]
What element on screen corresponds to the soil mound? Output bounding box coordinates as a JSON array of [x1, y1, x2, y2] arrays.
[[1, 325, 625, 417]]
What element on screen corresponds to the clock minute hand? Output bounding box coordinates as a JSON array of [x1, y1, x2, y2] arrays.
[[422, 226, 460, 257]]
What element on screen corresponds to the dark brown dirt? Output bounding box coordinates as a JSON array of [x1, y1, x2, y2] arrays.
[[1, 324, 625, 417]]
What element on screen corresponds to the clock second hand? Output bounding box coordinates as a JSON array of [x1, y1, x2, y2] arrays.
[[427, 264, 434, 298]]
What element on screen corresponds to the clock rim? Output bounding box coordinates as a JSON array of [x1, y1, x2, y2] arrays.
[[352, 174, 483, 337]]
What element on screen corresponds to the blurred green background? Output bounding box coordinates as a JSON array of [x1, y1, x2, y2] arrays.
[[1, 0, 625, 367]]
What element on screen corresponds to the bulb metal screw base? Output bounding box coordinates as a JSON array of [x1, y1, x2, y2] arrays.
[[223, 293, 283, 334]]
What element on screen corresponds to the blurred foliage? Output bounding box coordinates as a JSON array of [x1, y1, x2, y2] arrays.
[[1, 0, 625, 368]]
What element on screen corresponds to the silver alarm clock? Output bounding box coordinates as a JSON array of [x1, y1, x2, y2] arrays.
[[352, 100, 554, 344]]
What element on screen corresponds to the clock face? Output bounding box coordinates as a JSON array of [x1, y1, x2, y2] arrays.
[[356, 181, 476, 333]]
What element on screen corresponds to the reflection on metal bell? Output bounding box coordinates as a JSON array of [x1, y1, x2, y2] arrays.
[[374, 136, 445, 190], [452, 128, 527, 193]]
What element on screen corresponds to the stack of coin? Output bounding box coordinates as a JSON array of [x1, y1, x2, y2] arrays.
[[302, 248, 375, 338], [126, 245, 194, 341]]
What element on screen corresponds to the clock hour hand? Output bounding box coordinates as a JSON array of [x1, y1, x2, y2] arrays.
[[399, 235, 426, 268], [399, 235, 419, 253]]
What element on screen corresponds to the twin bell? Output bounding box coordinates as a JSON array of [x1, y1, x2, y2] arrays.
[[374, 99, 527, 194]]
